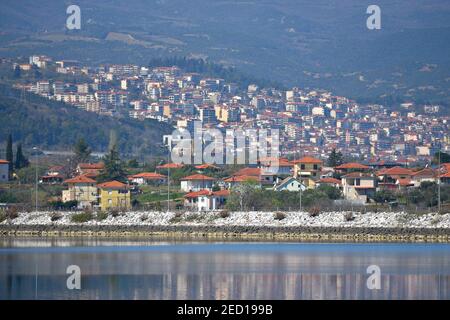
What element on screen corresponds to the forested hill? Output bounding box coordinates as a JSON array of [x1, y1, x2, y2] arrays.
[[0, 84, 173, 158]]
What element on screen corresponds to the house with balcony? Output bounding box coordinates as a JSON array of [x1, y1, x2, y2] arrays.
[[292, 156, 323, 180], [62, 175, 98, 209], [180, 174, 216, 192], [40, 166, 65, 184], [341, 172, 377, 204], [376, 166, 414, 190]]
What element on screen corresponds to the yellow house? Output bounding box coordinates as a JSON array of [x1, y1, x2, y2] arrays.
[[62, 175, 98, 209], [98, 180, 131, 211], [292, 156, 323, 180]]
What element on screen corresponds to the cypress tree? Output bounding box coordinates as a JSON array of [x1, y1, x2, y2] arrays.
[[5, 134, 13, 178], [15, 144, 29, 170]]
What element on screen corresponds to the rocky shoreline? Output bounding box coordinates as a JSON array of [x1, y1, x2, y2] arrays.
[[1, 223, 450, 242], [1, 210, 450, 242]]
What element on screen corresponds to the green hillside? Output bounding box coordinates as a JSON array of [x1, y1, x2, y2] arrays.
[[0, 84, 173, 158]]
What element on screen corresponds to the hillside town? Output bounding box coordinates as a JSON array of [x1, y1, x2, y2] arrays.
[[4, 55, 449, 164]]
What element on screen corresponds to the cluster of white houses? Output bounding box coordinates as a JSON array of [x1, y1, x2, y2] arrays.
[[3, 156, 450, 212]]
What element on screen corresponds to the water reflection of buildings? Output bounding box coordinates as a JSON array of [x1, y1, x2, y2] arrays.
[[2, 273, 448, 300], [1, 246, 450, 300]]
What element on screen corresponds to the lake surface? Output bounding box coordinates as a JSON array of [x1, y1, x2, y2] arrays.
[[0, 238, 449, 300]]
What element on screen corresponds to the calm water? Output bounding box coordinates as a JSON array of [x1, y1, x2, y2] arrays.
[[0, 238, 449, 300]]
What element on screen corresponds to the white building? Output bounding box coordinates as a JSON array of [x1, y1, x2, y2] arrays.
[[184, 189, 230, 211], [341, 172, 377, 204], [180, 174, 215, 192], [128, 172, 167, 186], [0, 160, 9, 182]]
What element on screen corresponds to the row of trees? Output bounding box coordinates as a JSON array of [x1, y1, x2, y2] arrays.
[[225, 181, 342, 212], [4, 134, 30, 179]]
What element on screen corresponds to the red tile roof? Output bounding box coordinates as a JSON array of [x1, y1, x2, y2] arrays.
[[78, 163, 104, 170], [233, 167, 261, 177], [184, 189, 230, 198], [97, 180, 128, 189], [223, 175, 259, 183], [440, 163, 450, 173], [181, 174, 215, 181], [0, 159, 9, 164], [156, 163, 184, 169], [411, 168, 436, 177], [291, 156, 323, 164], [184, 190, 211, 198], [377, 166, 413, 176], [335, 162, 370, 170], [64, 175, 96, 184], [343, 172, 374, 178], [213, 189, 231, 197], [259, 157, 293, 167], [318, 177, 342, 185], [130, 172, 166, 179], [397, 178, 413, 186], [195, 164, 219, 170]]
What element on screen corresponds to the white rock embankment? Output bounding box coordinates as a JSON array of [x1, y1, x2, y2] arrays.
[[2, 211, 450, 229]]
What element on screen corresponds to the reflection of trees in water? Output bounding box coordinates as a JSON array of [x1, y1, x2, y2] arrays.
[[1, 247, 450, 299]]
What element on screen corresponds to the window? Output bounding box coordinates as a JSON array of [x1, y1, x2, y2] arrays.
[[355, 179, 361, 186], [313, 165, 318, 170], [301, 164, 305, 170]]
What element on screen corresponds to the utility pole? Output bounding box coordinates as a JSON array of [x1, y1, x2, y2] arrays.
[[438, 149, 441, 213], [167, 142, 171, 213], [299, 183, 303, 212], [33, 147, 38, 212]]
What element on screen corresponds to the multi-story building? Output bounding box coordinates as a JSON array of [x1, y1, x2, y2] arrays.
[[98, 181, 131, 211], [62, 175, 98, 209]]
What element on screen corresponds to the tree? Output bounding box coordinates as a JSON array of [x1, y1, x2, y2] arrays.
[[127, 159, 139, 168], [433, 151, 450, 164], [327, 148, 343, 167], [73, 138, 91, 164], [32, 64, 41, 79], [97, 144, 127, 183], [15, 144, 29, 170], [108, 129, 118, 152], [374, 190, 396, 203], [13, 65, 21, 79], [317, 185, 342, 200], [226, 180, 260, 211], [5, 134, 13, 178]]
